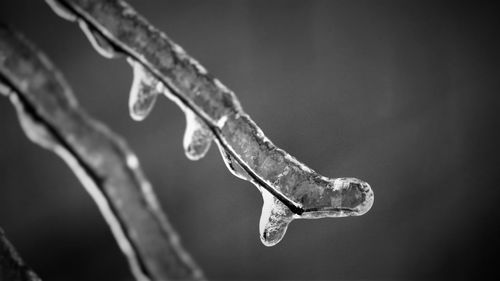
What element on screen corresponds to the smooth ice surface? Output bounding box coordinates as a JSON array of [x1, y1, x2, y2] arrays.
[[128, 58, 160, 121], [79, 19, 120, 59], [183, 110, 213, 161]]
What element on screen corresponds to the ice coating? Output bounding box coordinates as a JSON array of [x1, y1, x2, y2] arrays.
[[183, 110, 213, 161], [48, 0, 374, 246], [216, 113, 374, 245], [45, 0, 78, 22], [219, 145, 292, 246], [127, 58, 159, 121], [168, 41, 243, 124], [79, 19, 120, 59], [215, 114, 374, 246], [219, 147, 251, 181], [219, 113, 373, 210]]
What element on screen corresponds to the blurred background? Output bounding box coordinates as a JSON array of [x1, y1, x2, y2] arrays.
[[0, 1, 499, 280]]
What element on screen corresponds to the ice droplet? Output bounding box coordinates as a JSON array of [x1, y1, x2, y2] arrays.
[[128, 58, 160, 121], [45, 0, 78, 22], [183, 110, 213, 161], [78, 20, 120, 59]]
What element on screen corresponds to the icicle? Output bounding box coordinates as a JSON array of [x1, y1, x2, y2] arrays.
[[78, 19, 121, 59], [45, 0, 78, 22], [183, 110, 213, 160], [218, 143, 293, 246], [259, 188, 294, 246], [127, 58, 160, 121], [217, 142, 292, 245]]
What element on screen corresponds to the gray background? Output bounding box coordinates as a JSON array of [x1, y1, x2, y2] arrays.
[[0, 1, 498, 280]]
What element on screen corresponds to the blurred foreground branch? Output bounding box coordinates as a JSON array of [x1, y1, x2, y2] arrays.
[[0, 228, 41, 281], [0, 24, 204, 281]]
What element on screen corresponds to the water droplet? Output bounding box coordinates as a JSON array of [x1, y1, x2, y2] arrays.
[[128, 58, 160, 121], [45, 0, 78, 22], [183, 110, 213, 160], [78, 20, 120, 59]]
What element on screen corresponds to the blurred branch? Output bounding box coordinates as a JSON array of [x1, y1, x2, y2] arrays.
[[0, 228, 41, 281], [0, 24, 204, 281]]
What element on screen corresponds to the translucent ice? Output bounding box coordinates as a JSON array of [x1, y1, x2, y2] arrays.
[[213, 114, 374, 245], [45, 0, 77, 22], [218, 144, 293, 246], [155, 74, 214, 161], [256, 177, 373, 246], [219, 146, 252, 181], [183, 110, 213, 161], [79, 19, 120, 59], [128, 58, 160, 121], [157, 71, 374, 246], [259, 188, 294, 246]]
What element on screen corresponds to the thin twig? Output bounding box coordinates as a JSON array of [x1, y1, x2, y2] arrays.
[[0, 228, 41, 281], [0, 23, 204, 281], [47, 0, 374, 246]]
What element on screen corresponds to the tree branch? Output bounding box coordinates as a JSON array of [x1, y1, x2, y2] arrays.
[[46, 0, 374, 246]]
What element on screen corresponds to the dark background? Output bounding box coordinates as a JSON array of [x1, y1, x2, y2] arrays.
[[0, 1, 499, 280]]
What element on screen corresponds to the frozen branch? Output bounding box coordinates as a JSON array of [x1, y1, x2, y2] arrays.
[[0, 228, 41, 281], [46, 0, 374, 246], [0, 24, 204, 281]]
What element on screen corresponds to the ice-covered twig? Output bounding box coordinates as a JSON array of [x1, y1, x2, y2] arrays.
[[46, 0, 374, 246], [0, 228, 41, 281], [0, 24, 204, 281]]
